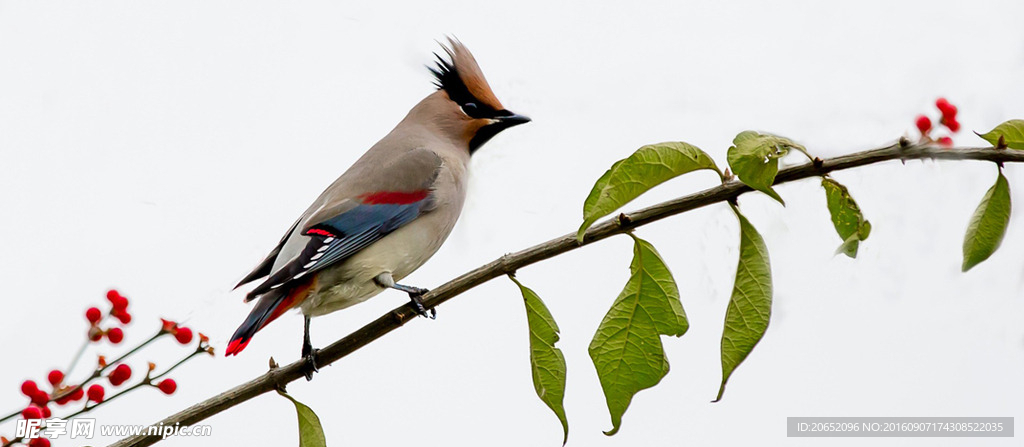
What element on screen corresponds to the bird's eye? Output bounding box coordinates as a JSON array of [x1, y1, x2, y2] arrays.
[[460, 102, 479, 116]]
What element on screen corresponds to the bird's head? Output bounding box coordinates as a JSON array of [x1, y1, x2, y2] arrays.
[[422, 38, 530, 153]]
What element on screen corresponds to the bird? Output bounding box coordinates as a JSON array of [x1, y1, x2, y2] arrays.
[[226, 38, 530, 380]]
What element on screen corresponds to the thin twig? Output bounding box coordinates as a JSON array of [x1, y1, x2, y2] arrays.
[[109, 144, 1024, 447], [63, 339, 90, 384]]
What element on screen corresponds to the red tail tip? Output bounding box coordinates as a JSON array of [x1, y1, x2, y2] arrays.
[[225, 338, 251, 356]]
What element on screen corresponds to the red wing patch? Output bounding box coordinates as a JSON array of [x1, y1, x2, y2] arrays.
[[305, 228, 336, 237], [359, 190, 430, 205]]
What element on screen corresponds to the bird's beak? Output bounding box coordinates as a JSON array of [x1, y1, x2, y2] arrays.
[[496, 113, 531, 127]]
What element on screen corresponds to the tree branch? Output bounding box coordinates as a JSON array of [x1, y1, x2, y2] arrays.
[[110, 143, 1024, 447]]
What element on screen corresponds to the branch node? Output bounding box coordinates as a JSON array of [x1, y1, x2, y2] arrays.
[[390, 309, 407, 325], [267, 357, 290, 393], [998, 135, 1008, 150], [499, 253, 517, 276], [617, 213, 632, 226], [898, 136, 911, 149], [812, 157, 823, 169]]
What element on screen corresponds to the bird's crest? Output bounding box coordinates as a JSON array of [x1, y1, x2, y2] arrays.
[[430, 37, 504, 112]]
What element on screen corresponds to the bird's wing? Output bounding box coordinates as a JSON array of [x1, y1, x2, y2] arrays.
[[234, 218, 301, 289], [244, 149, 443, 301]]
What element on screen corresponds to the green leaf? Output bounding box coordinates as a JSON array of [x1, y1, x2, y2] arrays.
[[977, 119, 1024, 149], [589, 233, 688, 435], [727, 131, 805, 205], [715, 206, 772, 402], [509, 276, 569, 446], [962, 170, 1012, 272], [822, 177, 872, 258], [578, 142, 721, 241], [278, 390, 327, 447]]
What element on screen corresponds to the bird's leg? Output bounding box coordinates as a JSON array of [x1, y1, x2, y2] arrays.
[[375, 272, 436, 319], [302, 315, 319, 381], [391, 283, 436, 319]]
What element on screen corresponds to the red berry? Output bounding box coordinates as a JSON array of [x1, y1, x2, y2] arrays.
[[112, 297, 129, 311], [41, 405, 51, 418], [945, 118, 960, 133], [21, 406, 42, 420], [21, 380, 38, 397], [116, 312, 132, 324], [30, 390, 49, 407], [89, 327, 103, 342], [29, 437, 50, 447], [109, 364, 133, 386], [915, 115, 931, 134], [943, 104, 958, 120], [937, 136, 953, 146], [107, 289, 129, 311], [47, 370, 64, 386], [85, 307, 102, 324], [174, 327, 193, 344], [87, 384, 105, 403], [70, 387, 84, 401], [107, 327, 124, 344], [157, 379, 177, 395], [935, 97, 957, 119]]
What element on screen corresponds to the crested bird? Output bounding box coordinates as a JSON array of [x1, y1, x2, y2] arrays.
[[227, 39, 530, 380]]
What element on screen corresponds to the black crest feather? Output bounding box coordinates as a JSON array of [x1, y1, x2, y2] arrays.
[[429, 51, 476, 107]]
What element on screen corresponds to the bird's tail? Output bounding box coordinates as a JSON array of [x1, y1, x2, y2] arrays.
[[226, 279, 314, 356]]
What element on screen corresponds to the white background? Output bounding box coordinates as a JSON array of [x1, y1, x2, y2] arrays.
[[1, 1, 1023, 446]]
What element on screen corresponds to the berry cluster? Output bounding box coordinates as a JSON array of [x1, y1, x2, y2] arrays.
[[915, 97, 960, 146], [3, 289, 213, 447], [85, 290, 132, 344]]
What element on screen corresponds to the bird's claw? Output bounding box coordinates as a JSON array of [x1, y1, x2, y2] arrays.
[[407, 288, 436, 319], [302, 345, 320, 381]]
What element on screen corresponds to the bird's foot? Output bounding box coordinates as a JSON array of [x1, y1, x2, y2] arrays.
[[407, 288, 436, 320], [301, 344, 320, 381]]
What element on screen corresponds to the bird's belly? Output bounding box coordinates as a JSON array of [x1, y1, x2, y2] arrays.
[[300, 211, 455, 317]]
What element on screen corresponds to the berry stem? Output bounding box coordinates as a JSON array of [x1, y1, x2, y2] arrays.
[[151, 349, 204, 382], [103, 331, 166, 371], [62, 338, 91, 384]]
